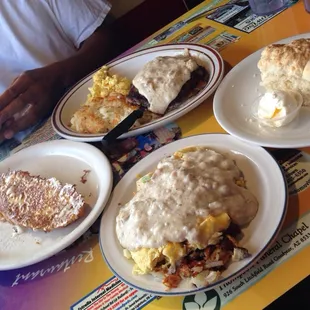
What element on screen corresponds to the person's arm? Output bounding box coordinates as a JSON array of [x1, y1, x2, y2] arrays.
[[0, 23, 120, 140], [59, 23, 120, 88]]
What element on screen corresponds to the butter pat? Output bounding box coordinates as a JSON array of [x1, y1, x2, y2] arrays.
[[258, 91, 295, 119], [256, 91, 302, 128]]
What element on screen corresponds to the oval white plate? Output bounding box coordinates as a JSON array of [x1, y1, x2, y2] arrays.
[[214, 33, 310, 148], [52, 43, 224, 142], [0, 140, 113, 270], [99, 134, 288, 296]]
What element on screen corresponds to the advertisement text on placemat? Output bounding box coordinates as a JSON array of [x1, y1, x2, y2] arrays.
[[71, 277, 158, 310]]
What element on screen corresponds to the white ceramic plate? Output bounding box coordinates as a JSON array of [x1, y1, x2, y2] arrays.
[[52, 43, 224, 142], [214, 33, 310, 148], [99, 134, 288, 296], [0, 140, 113, 270]]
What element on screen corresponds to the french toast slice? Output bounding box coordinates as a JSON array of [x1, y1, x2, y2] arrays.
[[0, 170, 85, 231], [0, 213, 5, 222]]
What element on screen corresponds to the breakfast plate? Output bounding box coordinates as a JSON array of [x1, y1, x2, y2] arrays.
[[52, 43, 224, 142], [99, 133, 288, 296], [0, 140, 113, 270], [213, 33, 310, 148]]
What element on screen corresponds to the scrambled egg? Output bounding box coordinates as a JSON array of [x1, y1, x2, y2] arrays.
[[126, 247, 164, 275], [88, 66, 131, 100], [194, 213, 230, 249], [125, 213, 230, 275]]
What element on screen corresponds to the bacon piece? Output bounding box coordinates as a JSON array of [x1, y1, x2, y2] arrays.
[[163, 274, 182, 289]]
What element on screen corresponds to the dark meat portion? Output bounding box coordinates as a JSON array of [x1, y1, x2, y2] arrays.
[[224, 222, 242, 238], [127, 84, 149, 109], [127, 66, 209, 114]]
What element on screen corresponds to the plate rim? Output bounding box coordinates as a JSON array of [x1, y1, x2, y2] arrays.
[[52, 43, 224, 142], [99, 133, 288, 296], [213, 32, 310, 148], [0, 140, 113, 270]]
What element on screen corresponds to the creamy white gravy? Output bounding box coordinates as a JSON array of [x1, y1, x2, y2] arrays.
[[132, 53, 198, 115], [116, 149, 258, 251]]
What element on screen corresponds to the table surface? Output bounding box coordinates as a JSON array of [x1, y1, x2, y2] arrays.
[[1, 1, 310, 310]]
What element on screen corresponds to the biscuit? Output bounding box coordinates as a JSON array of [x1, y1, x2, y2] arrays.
[[258, 38, 310, 105]]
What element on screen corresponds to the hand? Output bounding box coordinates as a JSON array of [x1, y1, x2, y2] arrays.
[[0, 63, 66, 140]]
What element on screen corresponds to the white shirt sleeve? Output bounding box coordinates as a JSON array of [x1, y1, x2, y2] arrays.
[[47, 0, 111, 48]]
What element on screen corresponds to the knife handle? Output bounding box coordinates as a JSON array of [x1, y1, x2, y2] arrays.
[[102, 108, 144, 146]]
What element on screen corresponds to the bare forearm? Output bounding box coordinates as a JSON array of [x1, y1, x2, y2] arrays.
[[54, 24, 119, 89], [0, 22, 121, 139]]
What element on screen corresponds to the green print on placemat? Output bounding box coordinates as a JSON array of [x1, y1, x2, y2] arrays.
[[183, 290, 221, 310]]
